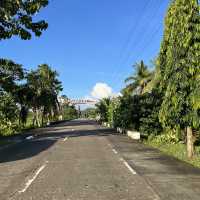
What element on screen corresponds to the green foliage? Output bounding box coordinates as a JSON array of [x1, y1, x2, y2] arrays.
[[81, 108, 96, 119], [139, 89, 163, 135], [123, 60, 153, 95], [0, 60, 63, 135], [27, 64, 63, 125], [158, 0, 200, 130], [0, 58, 24, 92], [62, 104, 78, 120], [112, 89, 163, 134], [0, 59, 25, 135], [95, 98, 111, 122], [113, 95, 141, 130], [0, 0, 48, 40], [107, 99, 120, 126], [148, 131, 180, 145], [144, 140, 200, 169], [0, 1, 53, 136], [0, 92, 19, 135]]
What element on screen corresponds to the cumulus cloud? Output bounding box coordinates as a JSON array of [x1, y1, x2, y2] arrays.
[[91, 82, 113, 99]]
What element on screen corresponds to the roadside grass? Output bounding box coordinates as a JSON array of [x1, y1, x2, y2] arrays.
[[1, 111, 73, 137], [144, 140, 200, 168]]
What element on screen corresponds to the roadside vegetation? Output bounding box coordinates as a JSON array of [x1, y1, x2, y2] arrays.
[[95, 0, 200, 165], [81, 108, 96, 119], [0, 1, 78, 137], [60, 96, 79, 120], [0, 60, 63, 136], [1, 0, 200, 168]]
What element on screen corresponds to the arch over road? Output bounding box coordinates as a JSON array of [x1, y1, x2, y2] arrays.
[[58, 97, 98, 105], [70, 99, 98, 105]]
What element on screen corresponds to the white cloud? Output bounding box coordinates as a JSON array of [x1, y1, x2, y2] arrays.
[[91, 82, 113, 99]]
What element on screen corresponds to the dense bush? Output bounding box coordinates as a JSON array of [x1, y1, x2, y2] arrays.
[[96, 98, 111, 123], [62, 104, 78, 120], [0, 92, 19, 135], [139, 89, 163, 135]]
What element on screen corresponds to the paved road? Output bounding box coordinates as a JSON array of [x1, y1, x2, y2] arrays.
[[0, 120, 200, 200]]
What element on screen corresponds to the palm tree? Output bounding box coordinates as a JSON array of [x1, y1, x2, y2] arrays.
[[26, 70, 42, 127], [27, 64, 62, 126], [37, 64, 62, 123], [124, 60, 152, 95]]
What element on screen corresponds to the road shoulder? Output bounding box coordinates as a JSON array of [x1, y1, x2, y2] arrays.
[[108, 134, 200, 200]]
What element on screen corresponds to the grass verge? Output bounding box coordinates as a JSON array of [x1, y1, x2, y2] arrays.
[[144, 140, 200, 168]]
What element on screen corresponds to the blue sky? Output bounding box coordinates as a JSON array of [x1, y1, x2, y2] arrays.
[[0, 0, 170, 99]]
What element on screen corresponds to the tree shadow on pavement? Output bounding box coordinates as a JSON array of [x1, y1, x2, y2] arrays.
[[0, 139, 56, 164], [0, 121, 115, 164]]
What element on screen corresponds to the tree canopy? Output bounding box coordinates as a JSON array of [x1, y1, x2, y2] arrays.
[[159, 0, 200, 130], [0, 0, 48, 40], [0, 58, 24, 92]]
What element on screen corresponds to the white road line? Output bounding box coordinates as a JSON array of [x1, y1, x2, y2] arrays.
[[63, 137, 68, 141], [18, 163, 47, 193], [112, 149, 118, 154], [123, 161, 137, 175]]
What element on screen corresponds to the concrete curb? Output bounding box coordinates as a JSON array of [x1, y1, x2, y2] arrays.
[[127, 130, 141, 140], [116, 126, 141, 140]]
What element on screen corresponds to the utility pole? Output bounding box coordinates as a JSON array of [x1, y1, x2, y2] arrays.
[[78, 105, 81, 118]]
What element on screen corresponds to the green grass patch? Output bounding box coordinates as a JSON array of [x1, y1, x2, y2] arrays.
[[144, 139, 200, 168]]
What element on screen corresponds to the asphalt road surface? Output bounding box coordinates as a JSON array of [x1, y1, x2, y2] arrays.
[[0, 120, 200, 200]]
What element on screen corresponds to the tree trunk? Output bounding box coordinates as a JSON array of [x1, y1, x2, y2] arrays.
[[47, 114, 50, 125], [42, 113, 44, 126], [51, 108, 54, 121], [36, 109, 41, 127], [187, 127, 194, 159], [32, 108, 36, 127]]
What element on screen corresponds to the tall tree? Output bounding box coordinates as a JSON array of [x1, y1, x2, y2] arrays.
[[158, 0, 200, 158], [27, 64, 62, 126], [0, 0, 48, 40], [15, 84, 33, 126], [0, 59, 26, 133]]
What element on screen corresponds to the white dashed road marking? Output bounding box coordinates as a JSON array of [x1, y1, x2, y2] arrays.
[[112, 149, 118, 154], [63, 137, 68, 141], [18, 161, 48, 193], [123, 160, 137, 175], [109, 144, 136, 175]]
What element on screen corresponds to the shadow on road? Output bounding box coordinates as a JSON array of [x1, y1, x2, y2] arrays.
[[0, 139, 56, 164], [108, 136, 200, 176], [0, 120, 115, 164], [35, 127, 115, 139]]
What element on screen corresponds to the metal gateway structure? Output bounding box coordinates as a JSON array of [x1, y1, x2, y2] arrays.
[[58, 96, 98, 105]]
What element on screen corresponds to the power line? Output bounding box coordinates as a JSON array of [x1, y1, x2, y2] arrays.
[[116, 0, 153, 65], [111, 0, 154, 80], [127, 1, 166, 64], [112, 0, 166, 88]]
